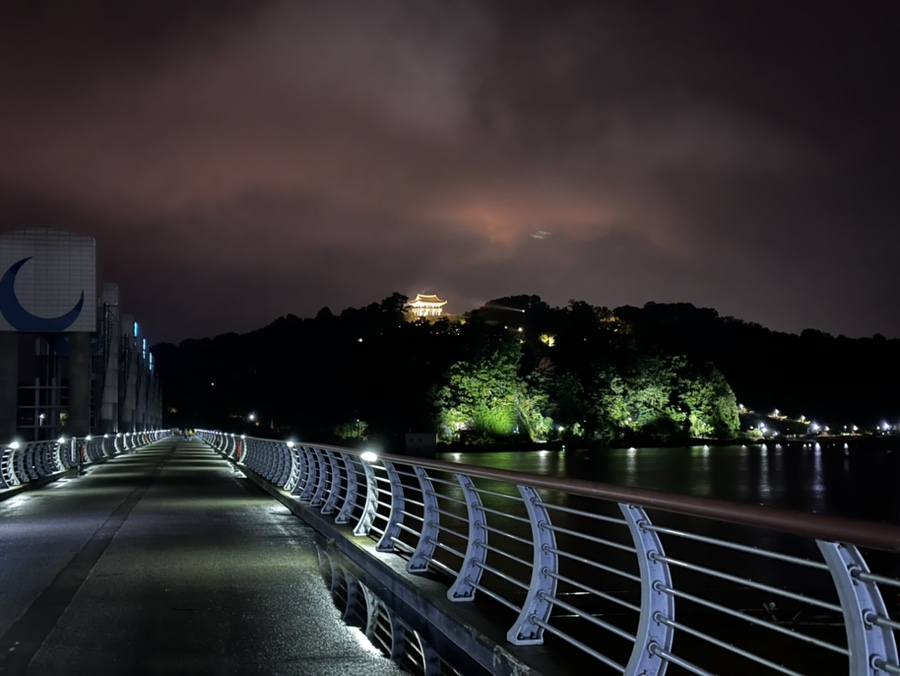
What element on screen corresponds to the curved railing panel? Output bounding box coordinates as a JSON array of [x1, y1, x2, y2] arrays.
[[198, 430, 900, 676], [1, 430, 174, 493]]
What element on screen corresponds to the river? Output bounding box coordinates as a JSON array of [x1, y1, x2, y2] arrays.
[[439, 441, 900, 524]]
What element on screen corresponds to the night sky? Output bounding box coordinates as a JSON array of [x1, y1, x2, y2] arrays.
[[1, 2, 898, 344]]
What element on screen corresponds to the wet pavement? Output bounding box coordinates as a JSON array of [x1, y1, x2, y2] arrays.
[[0, 438, 402, 675]]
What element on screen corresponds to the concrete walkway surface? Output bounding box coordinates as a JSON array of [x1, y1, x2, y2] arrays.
[[0, 438, 402, 675]]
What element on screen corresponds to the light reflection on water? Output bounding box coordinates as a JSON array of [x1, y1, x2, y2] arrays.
[[439, 443, 900, 523]]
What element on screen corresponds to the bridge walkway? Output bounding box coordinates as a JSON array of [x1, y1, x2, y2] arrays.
[[0, 437, 401, 675]]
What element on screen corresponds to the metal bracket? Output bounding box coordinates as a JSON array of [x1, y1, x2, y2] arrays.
[[376, 461, 406, 552], [353, 457, 379, 537], [290, 446, 310, 497], [407, 466, 439, 573], [447, 474, 487, 601], [273, 442, 291, 486], [298, 446, 319, 502], [507, 485, 558, 645], [284, 443, 302, 493], [817, 540, 899, 675], [321, 450, 343, 515], [335, 453, 358, 525], [621, 503, 675, 676], [310, 447, 328, 507]]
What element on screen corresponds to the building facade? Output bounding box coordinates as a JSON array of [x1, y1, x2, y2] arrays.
[[0, 228, 161, 443], [406, 293, 447, 318]]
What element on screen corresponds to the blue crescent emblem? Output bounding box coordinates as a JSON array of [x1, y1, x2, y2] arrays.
[[0, 257, 85, 332]]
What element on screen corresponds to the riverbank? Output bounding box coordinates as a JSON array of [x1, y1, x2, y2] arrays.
[[435, 434, 900, 454]]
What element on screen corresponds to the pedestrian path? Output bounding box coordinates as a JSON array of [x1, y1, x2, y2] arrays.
[[0, 438, 402, 675]]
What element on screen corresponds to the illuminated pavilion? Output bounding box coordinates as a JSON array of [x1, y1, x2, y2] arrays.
[[407, 294, 447, 318]]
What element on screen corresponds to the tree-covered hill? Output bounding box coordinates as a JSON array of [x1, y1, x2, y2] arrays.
[[152, 295, 899, 448], [615, 302, 900, 426]]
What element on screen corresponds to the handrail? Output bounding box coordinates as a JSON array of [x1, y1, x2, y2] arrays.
[[391, 455, 900, 553], [1, 430, 173, 492], [200, 431, 900, 675]]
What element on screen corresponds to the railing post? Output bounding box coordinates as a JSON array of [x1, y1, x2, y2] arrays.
[[255, 440, 272, 479], [298, 446, 319, 502], [376, 461, 405, 552], [310, 448, 329, 508], [321, 450, 343, 515], [35, 442, 52, 477], [507, 484, 558, 645], [447, 474, 487, 601], [15, 444, 31, 482], [407, 466, 439, 573], [284, 442, 302, 493], [817, 540, 899, 675], [620, 503, 676, 676], [271, 441, 285, 483], [0, 445, 13, 489], [335, 453, 359, 525], [54, 440, 67, 471], [353, 458, 378, 537]]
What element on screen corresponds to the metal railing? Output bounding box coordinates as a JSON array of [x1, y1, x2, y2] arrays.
[[199, 431, 900, 675], [1, 430, 172, 492]]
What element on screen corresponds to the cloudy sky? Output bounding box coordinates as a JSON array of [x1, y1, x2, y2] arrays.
[[1, 1, 897, 343]]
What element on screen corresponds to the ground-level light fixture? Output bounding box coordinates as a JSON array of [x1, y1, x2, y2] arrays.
[[360, 451, 379, 463]]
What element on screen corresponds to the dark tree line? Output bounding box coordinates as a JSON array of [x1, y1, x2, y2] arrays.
[[152, 295, 899, 449]]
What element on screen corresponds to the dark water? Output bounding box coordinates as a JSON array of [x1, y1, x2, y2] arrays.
[[434, 442, 900, 673], [440, 442, 900, 524]]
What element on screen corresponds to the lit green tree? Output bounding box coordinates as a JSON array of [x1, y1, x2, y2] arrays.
[[599, 354, 739, 440], [434, 341, 552, 442]]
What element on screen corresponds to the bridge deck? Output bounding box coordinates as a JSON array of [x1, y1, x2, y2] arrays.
[[0, 438, 401, 675]]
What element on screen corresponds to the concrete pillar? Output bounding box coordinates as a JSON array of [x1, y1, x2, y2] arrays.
[[67, 332, 91, 437], [0, 332, 18, 442]]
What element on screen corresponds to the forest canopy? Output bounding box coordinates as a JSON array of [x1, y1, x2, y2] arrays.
[[153, 294, 751, 447]]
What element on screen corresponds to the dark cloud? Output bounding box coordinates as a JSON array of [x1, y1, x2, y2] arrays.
[[1, 1, 898, 342]]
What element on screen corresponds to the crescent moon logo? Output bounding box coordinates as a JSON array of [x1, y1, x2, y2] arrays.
[[0, 257, 85, 332]]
